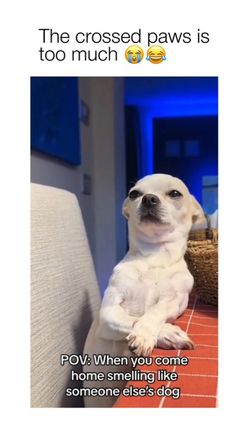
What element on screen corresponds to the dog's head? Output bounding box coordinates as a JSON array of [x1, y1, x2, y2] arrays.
[[123, 174, 205, 243]]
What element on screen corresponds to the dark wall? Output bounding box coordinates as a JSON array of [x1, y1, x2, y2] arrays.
[[153, 116, 218, 203]]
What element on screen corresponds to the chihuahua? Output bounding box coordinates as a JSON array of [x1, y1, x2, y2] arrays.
[[83, 174, 205, 407]]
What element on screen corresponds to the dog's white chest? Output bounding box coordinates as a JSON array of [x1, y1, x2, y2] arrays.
[[123, 265, 161, 317], [112, 254, 190, 318]]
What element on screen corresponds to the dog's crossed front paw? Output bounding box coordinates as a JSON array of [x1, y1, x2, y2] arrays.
[[157, 323, 194, 350], [126, 322, 156, 356]]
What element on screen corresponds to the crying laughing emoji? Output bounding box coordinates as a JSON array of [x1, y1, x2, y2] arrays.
[[125, 45, 144, 64], [146, 45, 166, 64]]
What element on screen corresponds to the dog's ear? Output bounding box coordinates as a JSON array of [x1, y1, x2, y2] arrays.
[[190, 195, 206, 228], [122, 198, 129, 219]]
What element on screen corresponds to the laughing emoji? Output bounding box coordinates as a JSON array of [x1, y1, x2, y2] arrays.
[[146, 45, 166, 64]]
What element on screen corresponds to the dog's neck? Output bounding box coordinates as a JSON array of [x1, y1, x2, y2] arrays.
[[128, 225, 189, 266]]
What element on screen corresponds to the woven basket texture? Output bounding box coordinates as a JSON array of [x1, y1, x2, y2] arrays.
[[185, 227, 218, 306]]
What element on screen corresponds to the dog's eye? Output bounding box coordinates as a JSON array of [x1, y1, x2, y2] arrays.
[[129, 190, 142, 200], [167, 190, 183, 198]]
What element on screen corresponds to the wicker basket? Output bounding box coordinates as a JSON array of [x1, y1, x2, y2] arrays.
[[185, 216, 218, 306]]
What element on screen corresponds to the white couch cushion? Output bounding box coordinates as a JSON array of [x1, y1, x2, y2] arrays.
[[31, 183, 100, 407]]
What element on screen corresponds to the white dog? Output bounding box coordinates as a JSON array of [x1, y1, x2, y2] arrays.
[[83, 174, 205, 407]]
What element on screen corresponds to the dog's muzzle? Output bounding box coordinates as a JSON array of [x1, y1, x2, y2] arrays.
[[140, 194, 163, 223]]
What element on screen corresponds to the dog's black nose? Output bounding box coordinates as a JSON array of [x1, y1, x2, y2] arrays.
[[142, 194, 160, 207]]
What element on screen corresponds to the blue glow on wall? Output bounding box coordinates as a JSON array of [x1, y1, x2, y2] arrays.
[[125, 77, 218, 178], [125, 77, 218, 210]]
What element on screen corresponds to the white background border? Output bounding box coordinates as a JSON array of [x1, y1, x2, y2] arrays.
[[1, 0, 235, 426]]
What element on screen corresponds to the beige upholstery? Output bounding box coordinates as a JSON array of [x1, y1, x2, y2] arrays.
[[31, 184, 100, 407]]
